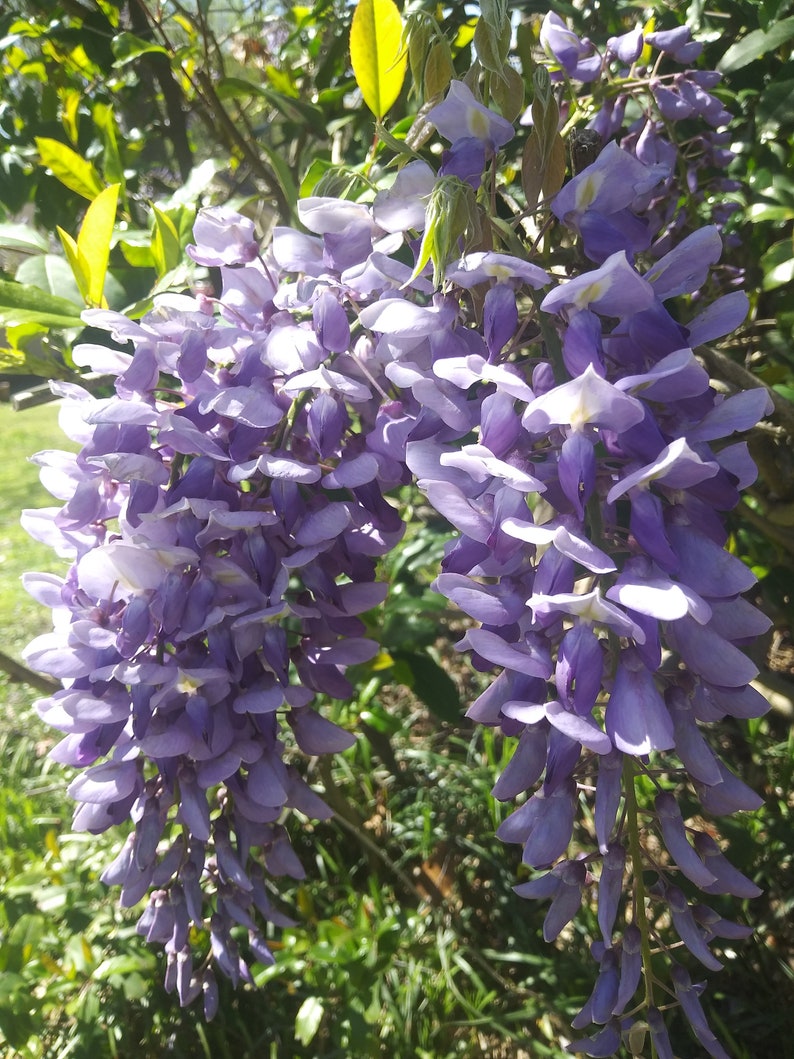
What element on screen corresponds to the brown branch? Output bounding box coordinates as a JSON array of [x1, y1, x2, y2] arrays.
[[700, 344, 794, 437], [0, 651, 59, 695]]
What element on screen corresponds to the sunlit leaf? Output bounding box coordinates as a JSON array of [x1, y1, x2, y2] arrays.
[[0, 224, 48, 254], [76, 183, 120, 307], [718, 16, 794, 72], [350, 0, 407, 119], [111, 31, 170, 66], [0, 279, 83, 329], [57, 227, 90, 303], [295, 996, 324, 1045], [93, 102, 126, 191], [151, 206, 181, 279], [59, 86, 81, 145], [16, 254, 82, 304], [35, 138, 104, 200]]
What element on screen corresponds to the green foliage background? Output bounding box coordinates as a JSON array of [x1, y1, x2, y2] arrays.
[[1, 1, 793, 1056]]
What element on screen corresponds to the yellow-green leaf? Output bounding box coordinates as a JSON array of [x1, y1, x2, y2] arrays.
[[93, 102, 126, 192], [36, 137, 104, 200], [77, 183, 120, 307], [60, 87, 82, 145], [151, 206, 181, 278], [350, 0, 407, 119], [57, 226, 91, 303]]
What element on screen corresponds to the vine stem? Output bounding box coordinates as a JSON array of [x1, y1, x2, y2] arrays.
[[622, 757, 658, 1023]]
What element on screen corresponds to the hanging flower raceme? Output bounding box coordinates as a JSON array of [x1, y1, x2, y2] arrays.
[[409, 136, 770, 1055], [21, 13, 770, 1056]]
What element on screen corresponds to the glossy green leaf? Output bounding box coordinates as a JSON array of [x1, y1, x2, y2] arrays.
[[151, 206, 181, 278], [300, 158, 334, 197], [16, 253, 83, 304], [57, 226, 90, 303], [0, 224, 48, 254], [761, 239, 794, 289], [718, 16, 794, 72], [392, 649, 461, 722], [76, 183, 120, 306], [93, 102, 126, 191], [111, 31, 171, 66], [0, 279, 84, 329], [295, 996, 324, 1045], [350, 0, 407, 119], [35, 138, 104, 200]]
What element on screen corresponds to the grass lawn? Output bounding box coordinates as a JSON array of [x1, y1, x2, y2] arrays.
[[0, 399, 74, 660]]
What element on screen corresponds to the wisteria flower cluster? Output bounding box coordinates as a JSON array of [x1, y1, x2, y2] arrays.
[[538, 12, 741, 256], [23, 13, 769, 1054]]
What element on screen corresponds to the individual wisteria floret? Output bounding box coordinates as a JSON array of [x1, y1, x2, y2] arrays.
[[22, 18, 770, 1056]]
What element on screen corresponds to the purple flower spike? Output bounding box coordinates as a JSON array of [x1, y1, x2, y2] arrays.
[[22, 42, 769, 1049]]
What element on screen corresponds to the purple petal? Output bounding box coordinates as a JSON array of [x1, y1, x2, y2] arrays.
[[605, 651, 675, 754]]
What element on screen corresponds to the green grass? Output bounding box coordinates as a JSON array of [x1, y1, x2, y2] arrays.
[[0, 400, 74, 658]]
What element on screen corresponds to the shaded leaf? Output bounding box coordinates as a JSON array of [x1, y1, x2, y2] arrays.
[[424, 39, 454, 100], [718, 16, 794, 72], [392, 649, 461, 723], [16, 254, 82, 304]]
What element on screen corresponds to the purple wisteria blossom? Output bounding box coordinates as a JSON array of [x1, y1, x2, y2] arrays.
[[21, 14, 770, 1056]]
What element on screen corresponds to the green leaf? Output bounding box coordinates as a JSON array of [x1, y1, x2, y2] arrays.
[[60, 86, 82, 144], [350, 0, 407, 119], [761, 239, 794, 289], [260, 141, 299, 211], [57, 226, 91, 303], [300, 158, 335, 197], [0, 224, 48, 255], [16, 253, 82, 304], [111, 31, 171, 66], [35, 137, 104, 200], [93, 102, 126, 191], [392, 650, 461, 723], [75, 184, 120, 306], [0, 278, 84, 328], [214, 77, 324, 128], [295, 996, 324, 1045], [151, 206, 181, 278], [718, 16, 794, 72], [473, 14, 510, 75]]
